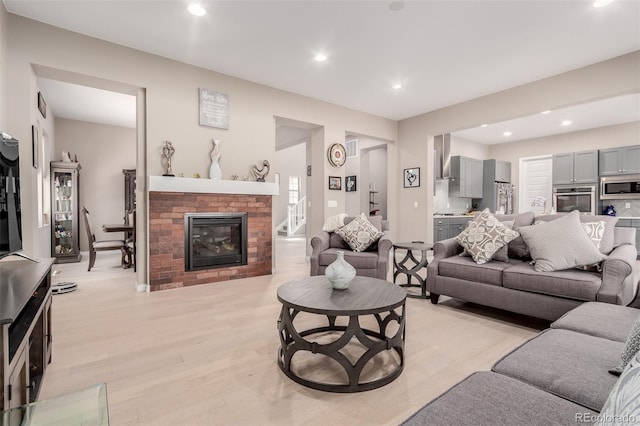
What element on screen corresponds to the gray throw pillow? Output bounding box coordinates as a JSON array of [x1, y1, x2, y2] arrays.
[[535, 213, 618, 255], [518, 210, 606, 272], [477, 211, 535, 258], [609, 316, 640, 376]]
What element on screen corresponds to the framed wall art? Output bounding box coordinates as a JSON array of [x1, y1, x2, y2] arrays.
[[31, 125, 39, 169], [345, 175, 357, 192], [403, 167, 420, 188], [37, 92, 47, 119], [328, 176, 342, 190]]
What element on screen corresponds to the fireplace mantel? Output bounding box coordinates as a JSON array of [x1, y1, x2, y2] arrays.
[[148, 176, 279, 196]]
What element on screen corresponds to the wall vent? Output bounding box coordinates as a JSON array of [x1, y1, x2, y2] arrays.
[[345, 139, 359, 158]]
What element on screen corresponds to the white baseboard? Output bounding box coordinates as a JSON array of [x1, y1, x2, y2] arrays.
[[136, 283, 150, 293]]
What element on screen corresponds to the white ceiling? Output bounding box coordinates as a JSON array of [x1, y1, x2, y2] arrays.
[[6, 0, 640, 133], [37, 78, 137, 128], [453, 93, 640, 144]]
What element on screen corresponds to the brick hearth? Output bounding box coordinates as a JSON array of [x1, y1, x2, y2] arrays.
[[149, 192, 272, 291]]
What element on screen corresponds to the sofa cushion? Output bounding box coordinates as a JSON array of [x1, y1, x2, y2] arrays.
[[460, 220, 513, 262], [492, 329, 623, 412], [439, 255, 518, 286], [400, 371, 597, 426], [318, 248, 378, 269], [598, 353, 640, 426], [455, 209, 519, 265], [480, 211, 535, 258], [502, 262, 601, 301], [536, 213, 619, 255], [610, 316, 640, 376], [551, 302, 640, 342], [335, 213, 383, 252], [518, 210, 606, 272]]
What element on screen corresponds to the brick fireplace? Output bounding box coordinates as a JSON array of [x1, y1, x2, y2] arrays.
[[148, 184, 274, 291]]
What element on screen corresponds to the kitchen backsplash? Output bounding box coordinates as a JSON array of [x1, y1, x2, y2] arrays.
[[604, 200, 640, 217], [434, 179, 472, 214]]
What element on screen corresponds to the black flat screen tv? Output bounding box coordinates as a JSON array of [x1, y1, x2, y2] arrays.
[[0, 131, 22, 258]]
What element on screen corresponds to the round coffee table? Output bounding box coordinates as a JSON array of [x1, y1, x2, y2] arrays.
[[277, 276, 406, 393]]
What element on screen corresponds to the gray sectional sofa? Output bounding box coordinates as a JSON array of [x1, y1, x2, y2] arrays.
[[427, 212, 639, 321], [402, 302, 640, 425]]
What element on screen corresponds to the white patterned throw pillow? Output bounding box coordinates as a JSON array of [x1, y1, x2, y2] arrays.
[[582, 221, 606, 250], [334, 213, 383, 252], [599, 352, 640, 425], [322, 213, 347, 232], [454, 209, 520, 265]]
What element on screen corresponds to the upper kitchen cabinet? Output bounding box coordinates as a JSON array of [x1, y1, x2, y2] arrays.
[[449, 155, 483, 198], [599, 145, 640, 176], [552, 150, 598, 185]]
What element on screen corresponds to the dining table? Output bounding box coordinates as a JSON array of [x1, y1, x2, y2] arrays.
[[102, 223, 134, 268]]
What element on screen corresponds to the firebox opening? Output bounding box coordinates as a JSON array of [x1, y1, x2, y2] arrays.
[[184, 213, 248, 272]]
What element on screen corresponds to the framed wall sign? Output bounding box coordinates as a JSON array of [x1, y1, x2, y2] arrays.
[[328, 176, 342, 190], [345, 175, 357, 192], [199, 88, 230, 129], [403, 167, 420, 188]]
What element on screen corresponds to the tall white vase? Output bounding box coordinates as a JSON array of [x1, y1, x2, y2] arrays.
[[209, 139, 222, 180], [325, 251, 356, 290]]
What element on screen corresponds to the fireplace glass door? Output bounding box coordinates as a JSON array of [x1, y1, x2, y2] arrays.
[[185, 213, 248, 271]]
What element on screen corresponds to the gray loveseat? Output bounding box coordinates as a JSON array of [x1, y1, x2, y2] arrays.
[[402, 302, 640, 425], [310, 215, 392, 280], [427, 212, 639, 321]]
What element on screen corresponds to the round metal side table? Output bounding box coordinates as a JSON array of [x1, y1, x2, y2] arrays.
[[393, 241, 433, 299]]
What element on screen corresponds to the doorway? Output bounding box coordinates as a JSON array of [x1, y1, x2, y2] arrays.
[[344, 134, 388, 219], [519, 155, 552, 214]]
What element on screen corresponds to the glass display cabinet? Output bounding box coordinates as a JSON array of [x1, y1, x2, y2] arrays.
[[50, 161, 82, 263]]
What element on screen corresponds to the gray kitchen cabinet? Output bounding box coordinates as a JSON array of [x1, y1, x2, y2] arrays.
[[552, 150, 598, 184], [615, 219, 640, 259], [494, 160, 512, 183], [599, 146, 640, 176], [433, 217, 472, 242], [450, 156, 483, 198]]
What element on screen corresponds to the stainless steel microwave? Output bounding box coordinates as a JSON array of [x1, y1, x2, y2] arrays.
[[600, 174, 640, 200]]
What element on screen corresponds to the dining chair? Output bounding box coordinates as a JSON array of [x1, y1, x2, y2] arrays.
[[126, 209, 136, 271], [81, 206, 128, 272]]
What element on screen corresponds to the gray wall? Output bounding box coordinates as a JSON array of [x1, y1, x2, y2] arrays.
[[55, 118, 136, 250]]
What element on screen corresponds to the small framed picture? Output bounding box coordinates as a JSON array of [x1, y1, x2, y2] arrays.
[[31, 125, 39, 169], [328, 176, 342, 190], [345, 175, 357, 192], [403, 167, 420, 188], [37, 92, 47, 119]]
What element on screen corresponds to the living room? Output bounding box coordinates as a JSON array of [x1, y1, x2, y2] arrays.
[[1, 1, 639, 425]]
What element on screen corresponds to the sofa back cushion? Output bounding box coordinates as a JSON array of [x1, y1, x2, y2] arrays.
[[536, 213, 618, 255]]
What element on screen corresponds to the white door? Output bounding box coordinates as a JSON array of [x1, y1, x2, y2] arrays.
[[519, 156, 552, 214]]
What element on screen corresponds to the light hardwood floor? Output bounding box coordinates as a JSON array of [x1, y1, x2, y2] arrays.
[[40, 237, 548, 425]]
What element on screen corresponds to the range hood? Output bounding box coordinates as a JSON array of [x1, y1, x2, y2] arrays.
[[434, 133, 451, 179]]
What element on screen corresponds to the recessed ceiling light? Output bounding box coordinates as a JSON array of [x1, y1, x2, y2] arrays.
[[389, 1, 405, 11], [503, 131, 512, 137], [188, 4, 206, 16], [541, 110, 552, 114], [480, 124, 488, 128], [561, 120, 572, 126], [593, 0, 615, 7], [392, 83, 403, 90], [314, 54, 327, 62]]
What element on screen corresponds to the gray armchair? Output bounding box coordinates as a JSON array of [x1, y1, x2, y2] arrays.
[[310, 216, 392, 280]]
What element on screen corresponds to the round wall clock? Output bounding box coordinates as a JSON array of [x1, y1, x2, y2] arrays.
[[327, 143, 347, 167]]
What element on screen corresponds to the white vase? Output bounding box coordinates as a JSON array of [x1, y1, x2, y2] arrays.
[[325, 251, 356, 290]]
